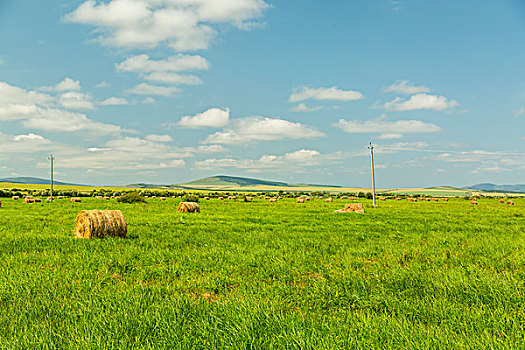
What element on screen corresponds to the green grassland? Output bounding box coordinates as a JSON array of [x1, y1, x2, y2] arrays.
[[0, 196, 524, 348]]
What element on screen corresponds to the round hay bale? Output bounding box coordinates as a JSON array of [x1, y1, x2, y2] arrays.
[[218, 196, 224, 200], [506, 201, 514, 205], [470, 201, 478, 205], [269, 198, 277, 202], [297, 198, 304, 203], [70, 198, 82, 203], [34, 198, 42, 203], [326, 198, 333, 202], [177, 202, 200, 213], [159, 197, 166, 201], [12, 196, 19, 200], [23, 198, 35, 204], [74, 210, 127, 239]]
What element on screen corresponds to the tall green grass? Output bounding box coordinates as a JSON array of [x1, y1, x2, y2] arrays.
[[0, 197, 523, 349]]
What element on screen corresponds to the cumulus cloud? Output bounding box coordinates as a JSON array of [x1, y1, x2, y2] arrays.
[[289, 86, 364, 102], [179, 107, 230, 128], [116, 54, 210, 73], [145, 134, 172, 142], [58, 92, 95, 110], [333, 115, 441, 134], [0, 81, 125, 133], [144, 72, 202, 85], [126, 83, 181, 96], [198, 145, 226, 153], [59, 136, 191, 170], [95, 81, 110, 88], [65, 0, 270, 51], [205, 116, 325, 144], [0, 132, 52, 153], [384, 80, 430, 94], [40, 77, 82, 92], [382, 94, 459, 112], [195, 149, 341, 170], [376, 133, 403, 139], [290, 103, 323, 112], [99, 97, 130, 105]]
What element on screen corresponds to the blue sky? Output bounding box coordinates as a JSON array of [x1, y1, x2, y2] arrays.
[[0, 0, 524, 187]]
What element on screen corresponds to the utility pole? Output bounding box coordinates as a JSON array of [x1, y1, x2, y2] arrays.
[[48, 154, 55, 203], [368, 143, 376, 207]]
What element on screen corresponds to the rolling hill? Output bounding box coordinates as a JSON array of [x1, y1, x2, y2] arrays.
[[0, 177, 87, 187], [464, 183, 525, 193]]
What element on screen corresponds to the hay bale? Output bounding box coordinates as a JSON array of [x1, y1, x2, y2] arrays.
[[70, 198, 82, 203], [204, 197, 210, 200], [334, 203, 364, 214], [0, 201, 2, 208], [470, 201, 477, 205], [379, 197, 386, 201], [12, 196, 19, 200], [177, 202, 200, 213], [297, 198, 304, 203], [74, 210, 127, 239], [34, 198, 42, 203], [159, 197, 166, 201], [269, 198, 277, 202], [218, 196, 224, 200], [442, 198, 449, 202], [498, 199, 505, 204], [57, 196, 63, 199], [395, 197, 402, 201], [431, 198, 439, 202], [23, 198, 35, 204], [264, 196, 270, 200], [326, 198, 333, 202], [506, 201, 514, 205]]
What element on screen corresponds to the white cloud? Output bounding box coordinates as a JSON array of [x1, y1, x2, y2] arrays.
[[384, 80, 430, 94], [383, 94, 459, 112], [40, 77, 82, 92], [376, 133, 403, 139], [195, 149, 342, 171], [99, 97, 130, 106], [59, 136, 191, 170], [290, 86, 364, 102], [0, 81, 124, 134], [333, 115, 441, 134], [205, 116, 325, 144], [513, 106, 525, 117], [116, 54, 209, 73], [198, 145, 226, 153], [144, 72, 202, 85], [179, 107, 230, 129], [142, 97, 156, 104], [126, 83, 181, 97], [290, 103, 323, 112], [0, 132, 52, 153], [95, 81, 110, 88], [145, 134, 172, 142], [58, 92, 95, 110], [65, 0, 269, 51]]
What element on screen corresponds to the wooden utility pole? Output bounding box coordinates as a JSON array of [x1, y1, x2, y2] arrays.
[[48, 154, 55, 203], [368, 143, 376, 207]]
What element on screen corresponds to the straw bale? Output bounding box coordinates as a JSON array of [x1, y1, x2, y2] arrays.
[[498, 199, 505, 204], [297, 198, 304, 203], [12, 196, 19, 200], [34, 198, 42, 203], [74, 210, 127, 239], [506, 201, 514, 205], [326, 198, 333, 202], [159, 197, 166, 201], [470, 201, 477, 205], [334, 203, 364, 213], [23, 198, 35, 204], [269, 198, 277, 202], [442, 198, 449, 202], [70, 198, 82, 203], [218, 196, 224, 200], [177, 202, 200, 213]]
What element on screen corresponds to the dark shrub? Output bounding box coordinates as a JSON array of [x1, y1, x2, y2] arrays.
[[117, 192, 146, 204]]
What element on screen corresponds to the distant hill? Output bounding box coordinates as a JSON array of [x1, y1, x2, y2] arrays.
[[181, 175, 341, 188], [464, 183, 525, 193], [0, 177, 87, 187]]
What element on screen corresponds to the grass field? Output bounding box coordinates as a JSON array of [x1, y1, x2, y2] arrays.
[[0, 197, 524, 348]]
